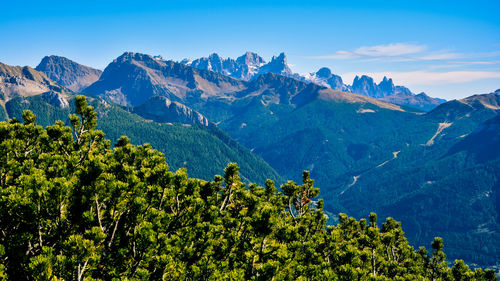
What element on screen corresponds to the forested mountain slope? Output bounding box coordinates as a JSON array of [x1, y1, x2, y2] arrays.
[[6, 53, 500, 269], [82, 52, 500, 268], [0, 97, 496, 280], [3, 94, 280, 185]]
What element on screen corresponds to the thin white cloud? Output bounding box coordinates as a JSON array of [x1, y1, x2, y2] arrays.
[[416, 53, 461, 61], [449, 60, 500, 65], [341, 70, 500, 86], [352, 43, 426, 57], [319, 43, 426, 59], [312, 43, 464, 62]]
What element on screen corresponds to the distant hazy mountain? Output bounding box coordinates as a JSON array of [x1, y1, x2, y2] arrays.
[[183, 52, 444, 111], [187, 53, 237, 77], [36, 55, 102, 92], [300, 67, 346, 91], [234, 52, 267, 80], [182, 52, 295, 81], [351, 75, 406, 98], [256, 53, 293, 77], [351, 75, 384, 98], [348, 75, 445, 110], [382, 91, 443, 112]]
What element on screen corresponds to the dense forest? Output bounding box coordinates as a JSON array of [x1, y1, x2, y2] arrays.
[[2, 95, 281, 185], [0, 96, 497, 280]]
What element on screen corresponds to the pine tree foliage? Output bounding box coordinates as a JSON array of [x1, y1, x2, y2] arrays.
[[0, 96, 496, 280]]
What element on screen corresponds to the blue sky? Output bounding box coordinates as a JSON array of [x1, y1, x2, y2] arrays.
[[1, 0, 499, 99]]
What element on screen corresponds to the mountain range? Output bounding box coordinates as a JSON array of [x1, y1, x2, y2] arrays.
[[180, 52, 445, 111], [35, 55, 102, 92], [1, 52, 499, 270], [0, 59, 281, 185]]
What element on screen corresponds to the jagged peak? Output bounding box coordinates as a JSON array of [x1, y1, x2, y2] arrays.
[[38, 55, 73, 64], [242, 51, 258, 57], [353, 75, 375, 85], [153, 55, 165, 61], [36, 55, 101, 72], [379, 76, 394, 85], [114, 52, 155, 63], [236, 51, 265, 65], [208, 53, 222, 60], [271, 52, 287, 63], [360, 74, 373, 81], [180, 58, 192, 65], [117, 51, 136, 58]]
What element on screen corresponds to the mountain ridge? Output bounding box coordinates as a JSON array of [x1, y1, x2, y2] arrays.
[[84, 52, 246, 107], [0, 62, 67, 100], [182, 51, 445, 111], [3, 52, 499, 268], [36, 55, 102, 92]]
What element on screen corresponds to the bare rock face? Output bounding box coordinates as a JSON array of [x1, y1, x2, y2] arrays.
[[133, 96, 211, 126], [189, 53, 237, 77], [351, 75, 381, 98], [0, 62, 66, 100], [36, 55, 102, 93], [184, 51, 266, 81], [182, 52, 295, 81], [84, 52, 246, 107], [234, 52, 266, 80], [256, 53, 293, 78], [41, 91, 69, 108], [350, 75, 444, 111]]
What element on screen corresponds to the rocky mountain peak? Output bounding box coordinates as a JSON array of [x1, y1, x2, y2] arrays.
[[133, 96, 211, 126], [378, 76, 395, 95], [182, 52, 293, 81], [0, 62, 67, 100], [208, 53, 221, 60], [115, 52, 137, 62], [41, 91, 69, 108], [316, 67, 332, 79], [257, 52, 292, 77], [38, 55, 69, 67], [236, 52, 265, 66], [114, 52, 163, 66], [188, 53, 234, 75], [180, 58, 192, 65], [352, 75, 380, 97], [273, 52, 286, 63], [36, 55, 102, 92]]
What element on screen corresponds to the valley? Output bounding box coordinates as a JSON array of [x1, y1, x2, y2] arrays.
[[1, 52, 499, 270]]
